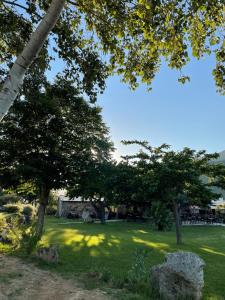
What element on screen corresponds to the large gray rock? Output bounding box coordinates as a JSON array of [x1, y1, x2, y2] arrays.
[[150, 251, 205, 300]]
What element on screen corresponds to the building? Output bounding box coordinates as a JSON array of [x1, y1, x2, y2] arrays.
[[57, 196, 97, 218]]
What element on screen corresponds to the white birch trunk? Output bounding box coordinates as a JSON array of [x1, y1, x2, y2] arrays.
[[0, 0, 66, 121]]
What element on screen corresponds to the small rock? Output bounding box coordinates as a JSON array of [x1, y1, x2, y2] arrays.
[[82, 210, 94, 223], [36, 244, 59, 263]]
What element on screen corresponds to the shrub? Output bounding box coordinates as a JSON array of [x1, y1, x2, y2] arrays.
[[20, 222, 40, 255], [45, 206, 57, 216], [127, 248, 150, 294], [3, 203, 22, 214], [0, 214, 22, 245], [148, 201, 173, 231], [22, 205, 36, 224], [99, 267, 111, 283], [0, 194, 19, 206], [0, 213, 7, 228], [0, 211, 39, 253]]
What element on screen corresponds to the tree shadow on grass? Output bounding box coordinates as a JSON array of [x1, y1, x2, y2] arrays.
[[40, 221, 225, 300]]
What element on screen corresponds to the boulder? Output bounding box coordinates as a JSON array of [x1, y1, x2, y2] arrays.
[[36, 244, 59, 263], [82, 210, 94, 223], [150, 251, 205, 300]]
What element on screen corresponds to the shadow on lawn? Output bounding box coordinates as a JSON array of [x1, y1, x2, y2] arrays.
[[41, 221, 225, 300], [43, 224, 170, 257]]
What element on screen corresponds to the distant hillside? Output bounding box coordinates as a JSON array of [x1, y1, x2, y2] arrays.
[[213, 150, 225, 165]]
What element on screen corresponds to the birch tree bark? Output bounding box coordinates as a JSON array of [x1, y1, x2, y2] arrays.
[[0, 0, 66, 121]]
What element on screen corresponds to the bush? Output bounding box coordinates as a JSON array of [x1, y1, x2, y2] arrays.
[[0, 214, 23, 245], [3, 203, 22, 214], [148, 201, 173, 231], [0, 194, 19, 206], [0, 214, 12, 244], [45, 206, 57, 216], [0, 211, 38, 252], [20, 222, 40, 254], [127, 248, 149, 293], [22, 204, 36, 224], [0, 213, 7, 228]]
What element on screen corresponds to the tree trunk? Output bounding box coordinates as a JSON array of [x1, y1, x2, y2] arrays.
[[92, 201, 106, 224], [173, 201, 182, 245], [35, 187, 50, 239], [0, 0, 66, 121], [99, 202, 106, 224]]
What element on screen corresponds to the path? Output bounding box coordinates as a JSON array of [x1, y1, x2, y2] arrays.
[[0, 255, 110, 300]]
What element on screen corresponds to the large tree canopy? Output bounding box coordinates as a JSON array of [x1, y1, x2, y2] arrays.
[[0, 0, 224, 104], [0, 75, 113, 236], [0, 0, 108, 102], [122, 140, 225, 244]]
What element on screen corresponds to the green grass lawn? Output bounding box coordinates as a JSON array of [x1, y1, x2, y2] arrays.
[[39, 217, 225, 300]]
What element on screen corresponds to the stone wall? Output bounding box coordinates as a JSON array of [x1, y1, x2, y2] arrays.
[[58, 199, 97, 218]]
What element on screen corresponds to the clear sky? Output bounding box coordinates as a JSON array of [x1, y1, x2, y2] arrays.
[[47, 53, 225, 161], [13, 1, 225, 161], [96, 55, 225, 160], [14, 2, 224, 161]]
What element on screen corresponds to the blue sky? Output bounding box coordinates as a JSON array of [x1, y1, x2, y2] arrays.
[[47, 51, 224, 161], [96, 55, 225, 160], [15, 1, 224, 160]]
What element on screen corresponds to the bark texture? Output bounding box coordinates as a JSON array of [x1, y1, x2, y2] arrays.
[[0, 0, 66, 121], [36, 187, 50, 239], [173, 201, 182, 245]]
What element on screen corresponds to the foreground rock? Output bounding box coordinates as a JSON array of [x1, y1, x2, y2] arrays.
[[150, 251, 205, 300]]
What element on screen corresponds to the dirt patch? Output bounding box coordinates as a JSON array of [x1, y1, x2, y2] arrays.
[[0, 254, 110, 300]]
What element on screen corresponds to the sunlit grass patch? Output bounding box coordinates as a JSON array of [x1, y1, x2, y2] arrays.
[[37, 218, 225, 299]]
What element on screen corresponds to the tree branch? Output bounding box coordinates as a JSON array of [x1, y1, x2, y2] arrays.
[[2, 0, 29, 11], [2, 0, 42, 18]]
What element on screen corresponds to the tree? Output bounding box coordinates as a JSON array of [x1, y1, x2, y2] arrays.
[[0, 0, 108, 120], [122, 141, 223, 244], [110, 162, 151, 215], [0, 0, 65, 120], [1, 0, 224, 120], [0, 76, 113, 238], [69, 161, 116, 224]]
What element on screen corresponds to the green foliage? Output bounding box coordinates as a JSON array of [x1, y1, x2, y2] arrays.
[[0, 214, 24, 246], [22, 204, 35, 217], [76, 0, 224, 93], [0, 194, 19, 206], [45, 206, 57, 216], [121, 141, 225, 243], [0, 213, 7, 228], [9, 181, 39, 203], [148, 201, 173, 231], [38, 218, 225, 299], [0, 77, 113, 193], [69, 161, 116, 220], [122, 140, 223, 207], [3, 203, 22, 213], [22, 204, 36, 224], [48, 192, 57, 207], [0, 74, 113, 237], [127, 248, 149, 293], [45, 192, 58, 216], [1, 0, 224, 97], [0, 1, 108, 102], [0, 211, 39, 254], [19, 222, 40, 255]]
